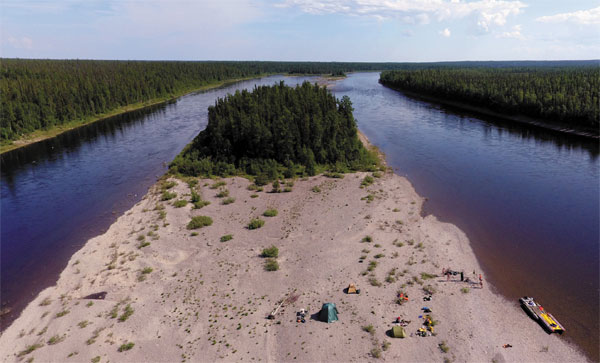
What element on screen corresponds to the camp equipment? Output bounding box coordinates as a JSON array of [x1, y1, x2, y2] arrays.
[[319, 303, 339, 323], [519, 296, 565, 334], [391, 326, 407, 338], [346, 283, 360, 294]]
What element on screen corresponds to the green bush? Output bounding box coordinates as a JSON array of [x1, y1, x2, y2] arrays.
[[161, 191, 177, 201], [187, 216, 213, 229], [193, 200, 210, 209], [161, 180, 176, 189], [261, 246, 279, 258], [222, 197, 235, 205], [264, 258, 279, 271], [361, 175, 374, 187], [361, 235, 373, 243], [263, 209, 278, 217], [173, 200, 188, 208], [220, 234, 233, 242], [248, 218, 265, 230], [216, 189, 229, 198], [118, 342, 135, 352]]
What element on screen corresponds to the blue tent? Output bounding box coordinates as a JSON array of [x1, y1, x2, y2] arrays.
[[319, 303, 339, 323]]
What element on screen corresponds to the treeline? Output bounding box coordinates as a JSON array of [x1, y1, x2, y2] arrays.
[[0, 59, 405, 142], [3, 58, 597, 142], [379, 66, 599, 132], [170, 81, 380, 179]]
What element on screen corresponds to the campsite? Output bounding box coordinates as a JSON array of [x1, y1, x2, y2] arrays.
[[0, 169, 585, 362]]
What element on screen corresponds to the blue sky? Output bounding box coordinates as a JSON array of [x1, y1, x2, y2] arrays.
[[1, 0, 598, 61]]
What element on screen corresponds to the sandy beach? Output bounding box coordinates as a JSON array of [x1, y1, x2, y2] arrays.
[[0, 144, 588, 362]]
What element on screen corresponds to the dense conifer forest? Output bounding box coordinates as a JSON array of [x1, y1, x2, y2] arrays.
[[169, 81, 380, 179], [0, 59, 402, 142], [379, 66, 599, 133], [2, 58, 597, 143]]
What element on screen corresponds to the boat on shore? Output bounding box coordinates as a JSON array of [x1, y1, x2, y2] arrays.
[[520, 296, 565, 334]]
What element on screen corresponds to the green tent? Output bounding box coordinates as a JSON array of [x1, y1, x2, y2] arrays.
[[391, 326, 406, 338], [319, 303, 339, 323]]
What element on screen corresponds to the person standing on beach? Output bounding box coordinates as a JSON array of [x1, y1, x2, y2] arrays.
[[479, 274, 483, 288]]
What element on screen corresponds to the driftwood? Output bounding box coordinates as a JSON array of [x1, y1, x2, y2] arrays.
[[267, 293, 300, 319]]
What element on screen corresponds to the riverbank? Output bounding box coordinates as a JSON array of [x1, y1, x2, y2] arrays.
[[0, 75, 277, 155], [379, 83, 599, 139], [0, 147, 587, 362]]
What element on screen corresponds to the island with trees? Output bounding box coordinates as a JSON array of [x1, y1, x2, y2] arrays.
[[169, 81, 381, 180]]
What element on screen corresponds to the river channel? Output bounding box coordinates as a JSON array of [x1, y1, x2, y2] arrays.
[[1, 73, 598, 360]]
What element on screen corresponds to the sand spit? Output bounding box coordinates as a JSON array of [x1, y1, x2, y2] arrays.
[[0, 171, 587, 362]]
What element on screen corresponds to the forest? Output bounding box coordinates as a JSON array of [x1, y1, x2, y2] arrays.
[[2, 59, 597, 142], [0, 59, 404, 142], [169, 81, 380, 179], [379, 65, 599, 133]]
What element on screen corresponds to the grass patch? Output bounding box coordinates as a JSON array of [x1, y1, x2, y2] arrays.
[[420, 272, 436, 280], [461, 287, 470, 294], [369, 277, 382, 287], [173, 200, 188, 208], [261, 246, 279, 258], [137, 241, 150, 249], [210, 181, 226, 189], [264, 258, 279, 271], [17, 343, 43, 357], [222, 197, 235, 205], [361, 235, 373, 243], [56, 309, 70, 318], [216, 189, 230, 198], [374, 253, 385, 259], [48, 334, 65, 345], [118, 304, 134, 322], [187, 216, 213, 229], [161, 190, 177, 201], [250, 194, 259, 198], [362, 325, 375, 335], [367, 261, 378, 271], [118, 342, 135, 352], [220, 234, 233, 242], [370, 347, 382, 359], [248, 218, 265, 230], [361, 175, 374, 187], [39, 297, 52, 306], [263, 209, 278, 217], [312, 186, 321, 193], [439, 341, 450, 353], [161, 180, 177, 190], [78, 320, 91, 328]]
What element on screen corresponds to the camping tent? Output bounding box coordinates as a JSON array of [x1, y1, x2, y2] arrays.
[[319, 303, 339, 323], [391, 326, 406, 338]]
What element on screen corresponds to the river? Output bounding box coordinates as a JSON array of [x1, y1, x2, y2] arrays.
[[1, 73, 598, 360]]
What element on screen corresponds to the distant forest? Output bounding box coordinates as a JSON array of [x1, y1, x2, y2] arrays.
[[379, 65, 599, 133], [0, 59, 401, 142], [170, 81, 380, 179], [1, 58, 597, 142]]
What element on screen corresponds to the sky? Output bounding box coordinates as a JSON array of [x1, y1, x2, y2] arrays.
[[1, 0, 599, 62]]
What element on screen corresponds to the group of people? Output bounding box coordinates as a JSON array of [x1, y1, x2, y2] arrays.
[[442, 268, 483, 288]]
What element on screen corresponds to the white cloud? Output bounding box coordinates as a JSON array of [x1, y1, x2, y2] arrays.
[[536, 6, 600, 25], [496, 24, 524, 39], [5, 36, 33, 49], [279, 0, 526, 31], [439, 28, 451, 37]]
